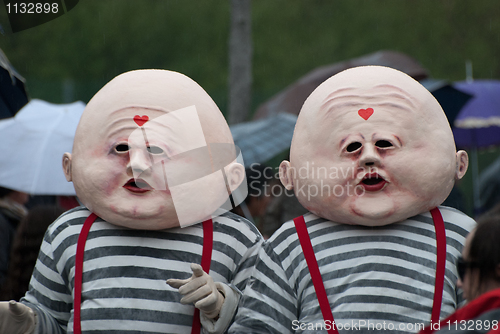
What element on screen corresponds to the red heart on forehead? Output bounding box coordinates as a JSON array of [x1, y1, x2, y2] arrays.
[[358, 108, 374, 120], [133, 115, 149, 127]]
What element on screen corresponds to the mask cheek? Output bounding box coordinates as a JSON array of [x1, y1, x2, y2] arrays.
[[170, 170, 228, 227]]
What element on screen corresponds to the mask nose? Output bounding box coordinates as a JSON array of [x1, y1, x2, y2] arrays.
[[358, 144, 381, 167], [127, 148, 152, 176]]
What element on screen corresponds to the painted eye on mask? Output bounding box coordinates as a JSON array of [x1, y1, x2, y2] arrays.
[[114, 144, 130, 153], [346, 142, 362, 152], [375, 140, 394, 148], [147, 146, 164, 154]]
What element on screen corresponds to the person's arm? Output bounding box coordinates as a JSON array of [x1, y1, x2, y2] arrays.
[[167, 217, 264, 334], [0, 300, 36, 334], [19, 222, 73, 334], [228, 240, 298, 334], [167, 263, 240, 334], [200, 222, 264, 334]]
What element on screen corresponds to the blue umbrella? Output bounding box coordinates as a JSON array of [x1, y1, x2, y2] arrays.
[[453, 80, 500, 148], [419, 79, 473, 127], [452, 80, 500, 214]]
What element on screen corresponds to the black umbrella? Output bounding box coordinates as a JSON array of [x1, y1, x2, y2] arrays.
[[419, 79, 473, 127], [0, 48, 29, 119]]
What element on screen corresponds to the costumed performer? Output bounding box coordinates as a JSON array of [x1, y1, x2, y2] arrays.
[[0, 69, 262, 334], [229, 65, 476, 334]]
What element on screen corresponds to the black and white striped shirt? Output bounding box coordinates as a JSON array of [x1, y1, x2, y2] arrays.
[[229, 206, 476, 334], [21, 206, 262, 334]]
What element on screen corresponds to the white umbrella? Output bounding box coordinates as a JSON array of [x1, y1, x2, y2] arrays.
[[0, 99, 85, 195]]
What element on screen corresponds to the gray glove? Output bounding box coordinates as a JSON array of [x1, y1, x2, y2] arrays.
[[167, 263, 225, 319], [0, 301, 36, 334]]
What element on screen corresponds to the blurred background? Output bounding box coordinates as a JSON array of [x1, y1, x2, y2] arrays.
[[1, 0, 500, 218]]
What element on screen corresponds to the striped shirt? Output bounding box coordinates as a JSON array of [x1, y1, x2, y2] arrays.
[[21, 206, 262, 334], [229, 206, 476, 334]]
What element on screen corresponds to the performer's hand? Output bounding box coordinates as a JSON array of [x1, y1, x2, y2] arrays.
[[167, 263, 225, 319], [0, 300, 36, 334]]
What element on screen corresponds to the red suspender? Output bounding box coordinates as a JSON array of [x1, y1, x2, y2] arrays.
[[430, 207, 446, 324], [294, 207, 447, 331], [191, 219, 214, 334], [74, 214, 213, 334], [74, 213, 97, 334], [294, 215, 339, 334]]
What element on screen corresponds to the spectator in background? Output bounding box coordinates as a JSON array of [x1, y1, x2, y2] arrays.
[[0, 187, 28, 288], [442, 182, 467, 213], [478, 154, 500, 215], [419, 215, 500, 334], [260, 184, 308, 239], [0, 205, 65, 301], [479, 201, 500, 222], [25, 195, 80, 211], [232, 164, 275, 232], [258, 155, 308, 239]]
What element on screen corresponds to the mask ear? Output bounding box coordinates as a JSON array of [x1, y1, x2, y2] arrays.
[[279, 160, 294, 190], [455, 150, 468, 180], [62, 153, 73, 182], [224, 161, 245, 192]]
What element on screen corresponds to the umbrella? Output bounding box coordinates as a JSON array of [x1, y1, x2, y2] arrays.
[[253, 50, 428, 120], [453, 80, 500, 148], [419, 79, 473, 127], [0, 99, 85, 195], [230, 112, 297, 167], [452, 80, 500, 215], [253, 51, 471, 127], [0, 48, 29, 119]]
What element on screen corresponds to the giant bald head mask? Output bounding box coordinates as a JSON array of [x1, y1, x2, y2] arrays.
[[63, 70, 245, 230], [280, 66, 468, 226]]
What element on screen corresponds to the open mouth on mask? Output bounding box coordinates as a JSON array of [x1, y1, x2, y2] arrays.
[[360, 173, 387, 192], [123, 178, 153, 193]]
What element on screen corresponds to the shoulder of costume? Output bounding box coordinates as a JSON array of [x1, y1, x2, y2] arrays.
[[45, 205, 94, 237], [212, 211, 263, 241], [267, 211, 330, 244], [437, 205, 477, 230]]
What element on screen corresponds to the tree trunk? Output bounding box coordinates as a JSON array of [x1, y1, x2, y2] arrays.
[[228, 0, 252, 125]]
